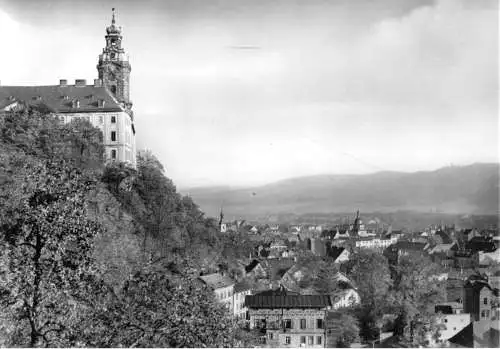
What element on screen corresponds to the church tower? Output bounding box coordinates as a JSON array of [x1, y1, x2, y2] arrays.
[[97, 8, 132, 114]]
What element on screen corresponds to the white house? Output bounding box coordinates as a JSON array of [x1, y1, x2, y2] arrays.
[[330, 288, 361, 310], [199, 273, 235, 312]]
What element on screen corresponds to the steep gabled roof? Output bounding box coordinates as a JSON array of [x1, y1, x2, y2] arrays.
[[0, 85, 123, 113], [245, 259, 261, 273]]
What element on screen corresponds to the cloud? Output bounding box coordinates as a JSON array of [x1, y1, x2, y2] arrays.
[[0, 0, 497, 187], [0, 8, 100, 85]]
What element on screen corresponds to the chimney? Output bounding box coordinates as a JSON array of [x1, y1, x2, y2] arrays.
[[94, 79, 102, 87], [59, 79, 68, 86], [75, 79, 87, 87]]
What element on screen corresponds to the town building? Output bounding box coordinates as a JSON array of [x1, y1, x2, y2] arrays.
[[199, 273, 235, 312], [330, 288, 361, 310], [354, 236, 397, 249], [0, 9, 136, 167], [434, 302, 471, 342], [326, 246, 350, 264], [233, 280, 252, 320], [245, 287, 331, 347], [463, 275, 500, 347]]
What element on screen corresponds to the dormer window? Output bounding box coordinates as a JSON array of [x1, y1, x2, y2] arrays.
[[110, 53, 116, 59], [72, 99, 80, 108]]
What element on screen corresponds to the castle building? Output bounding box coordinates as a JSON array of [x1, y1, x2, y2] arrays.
[[0, 9, 136, 167]]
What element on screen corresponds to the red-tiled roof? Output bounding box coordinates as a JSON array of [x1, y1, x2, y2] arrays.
[[0, 85, 123, 113]]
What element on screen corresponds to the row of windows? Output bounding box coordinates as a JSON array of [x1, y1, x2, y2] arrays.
[[281, 335, 321, 346], [285, 318, 323, 330], [217, 289, 233, 300], [255, 318, 323, 330], [97, 115, 117, 124], [481, 310, 490, 318]]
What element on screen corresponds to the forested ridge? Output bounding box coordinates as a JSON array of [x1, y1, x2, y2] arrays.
[[0, 108, 257, 347]]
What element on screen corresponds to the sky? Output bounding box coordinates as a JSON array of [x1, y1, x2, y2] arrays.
[[0, 0, 498, 188]]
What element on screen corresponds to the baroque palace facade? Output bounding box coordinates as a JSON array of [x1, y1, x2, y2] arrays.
[[0, 9, 136, 167]]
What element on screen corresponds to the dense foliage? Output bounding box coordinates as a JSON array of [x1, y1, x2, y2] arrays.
[[0, 109, 255, 347]]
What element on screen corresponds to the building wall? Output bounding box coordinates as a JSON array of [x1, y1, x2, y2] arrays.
[[214, 285, 234, 312], [331, 289, 361, 310], [248, 308, 326, 348], [233, 289, 251, 319], [489, 276, 500, 290], [438, 313, 471, 341], [57, 110, 136, 167], [335, 250, 350, 264]]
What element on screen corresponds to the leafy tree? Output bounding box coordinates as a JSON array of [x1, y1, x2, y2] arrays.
[[1, 107, 104, 170], [391, 252, 446, 345], [326, 310, 360, 348], [342, 250, 393, 341], [80, 268, 243, 347], [313, 260, 342, 294], [0, 159, 104, 347]]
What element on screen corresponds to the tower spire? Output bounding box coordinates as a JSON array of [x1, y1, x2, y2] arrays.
[[111, 8, 116, 25]]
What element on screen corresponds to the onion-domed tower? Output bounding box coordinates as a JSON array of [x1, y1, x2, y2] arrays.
[[97, 8, 132, 115]]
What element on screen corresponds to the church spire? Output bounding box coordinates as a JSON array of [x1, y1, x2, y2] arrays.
[[111, 7, 116, 25]]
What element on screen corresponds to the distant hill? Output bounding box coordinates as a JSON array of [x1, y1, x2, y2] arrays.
[[182, 163, 499, 219]]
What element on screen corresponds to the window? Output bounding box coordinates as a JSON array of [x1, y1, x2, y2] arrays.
[[110, 85, 117, 95], [481, 310, 486, 318], [486, 310, 490, 318], [284, 319, 292, 329], [308, 336, 314, 345], [111, 131, 116, 142], [300, 319, 306, 329], [316, 319, 324, 329], [111, 149, 116, 159], [484, 297, 488, 305], [300, 336, 306, 345], [99, 115, 103, 124], [285, 336, 291, 345], [268, 332, 273, 340], [444, 319, 448, 323], [317, 336, 322, 345], [111, 116, 116, 123]]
